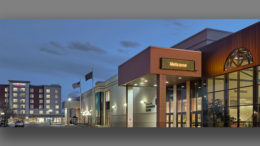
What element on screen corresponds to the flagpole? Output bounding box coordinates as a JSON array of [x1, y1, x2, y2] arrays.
[[80, 79, 82, 124]]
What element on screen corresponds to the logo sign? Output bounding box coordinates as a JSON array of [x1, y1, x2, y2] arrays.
[[12, 83, 26, 87], [161, 58, 195, 71]]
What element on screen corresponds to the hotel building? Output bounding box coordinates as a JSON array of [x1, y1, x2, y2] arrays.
[[81, 22, 260, 128], [0, 80, 63, 124]]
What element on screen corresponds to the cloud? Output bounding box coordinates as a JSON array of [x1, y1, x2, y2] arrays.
[[120, 41, 140, 48], [117, 48, 131, 54], [68, 41, 106, 54], [40, 41, 65, 56]]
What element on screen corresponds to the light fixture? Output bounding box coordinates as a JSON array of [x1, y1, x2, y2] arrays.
[[198, 86, 201, 89], [112, 105, 116, 109], [140, 100, 145, 104], [153, 84, 157, 87], [140, 82, 144, 85], [1, 112, 5, 116], [124, 103, 127, 107], [165, 81, 169, 84], [134, 83, 138, 86], [178, 77, 182, 80], [68, 98, 72, 101], [144, 80, 148, 83], [181, 85, 184, 88]]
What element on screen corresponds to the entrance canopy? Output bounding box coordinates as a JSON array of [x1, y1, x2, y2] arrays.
[[118, 46, 202, 86]]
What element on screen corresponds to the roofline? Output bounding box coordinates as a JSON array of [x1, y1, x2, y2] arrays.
[[171, 28, 232, 48], [8, 80, 30, 83]]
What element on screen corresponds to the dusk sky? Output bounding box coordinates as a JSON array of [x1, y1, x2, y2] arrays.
[[0, 19, 259, 102]]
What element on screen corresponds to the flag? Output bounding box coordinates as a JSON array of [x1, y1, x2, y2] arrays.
[[85, 72, 93, 81], [72, 81, 80, 89]]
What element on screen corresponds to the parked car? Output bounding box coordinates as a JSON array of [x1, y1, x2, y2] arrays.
[[15, 120, 24, 127], [0, 120, 8, 127]]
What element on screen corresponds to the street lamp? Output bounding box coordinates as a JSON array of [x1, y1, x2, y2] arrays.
[[68, 98, 72, 101]]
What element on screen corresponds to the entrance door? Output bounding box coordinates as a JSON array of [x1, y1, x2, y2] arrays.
[[177, 83, 187, 127]]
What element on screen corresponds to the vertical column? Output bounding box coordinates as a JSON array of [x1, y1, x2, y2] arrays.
[[157, 74, 166, 128], [173, 84, 177, 127], [126, 86, 133, 127], [186, 81, 191, 127]]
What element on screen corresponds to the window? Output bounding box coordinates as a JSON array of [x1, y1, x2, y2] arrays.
[[46, 105, 50, 109], [13, 87, 18, 92], [30, 88, 34, 92], [39, 105, 43, 109], [39, 100, 43, 103], [46, 89, 50, 93], [20, 104, 25, 109], [20, 93, 25, 98], [13, 104, 18, 108], [13, 110, 18, 114], [13, 99, 18, 103], [20, 88, 25, 92], [55, 95, 59, 98], [55, 105, 59, 109], [55, 89, 59, 93], [5, 87, 8, 92], [30, 99, 34, 103], [30, 110, 34, 114], [30, 94, 34, 98], [30, 105, 34, 109], [20, 110, 25, 114], [46, 100, 50, 104], [13, 93, 17, 97], [55, 111, 59, 114], [39, 110, 43, 114], [46, 94, 50, 98], [20, 99, 25, 103], [39, 89, 43, 93], [39, 94, 43, 98], [224, 48, 253, 71], [55, 100, 58, 104]]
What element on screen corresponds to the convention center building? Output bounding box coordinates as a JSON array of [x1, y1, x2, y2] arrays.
[[80, 22, 260, 128]]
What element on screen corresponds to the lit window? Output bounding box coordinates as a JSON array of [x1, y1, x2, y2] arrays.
[[39, 100, 43, 103], [5, 93, 8, 98], [30, 105, 34, 108], [46, 89, 50, 93], [13, 99, 18, 103], [20, 110, 25, 114], [13, 93, 17, 97], [46, 94, 50, 98], [39, 94, 43, 98], [39, 110, 43, 114], [30, 88, 34, 92], [46, 105, 50, 109], [30, 94, 34, 98], [13, 110, 18, 114], [30, 99, 34, 103], [55, 105, 59, 109], [20, 88, 25, 92], [20, 93, 25, 98], [13, 88, 18, 92], [20, 104, 25, 109], [30, 110, 34, 114], [20, 99, 25, 103], [46, 100, 50, 104], [55, 111, 59, 114], [39, 105, 43, 109], [5, 87, 8, 92], [224, 48, 253, 71], [55, 100, 58, 104], [13, 104, 18, 108]]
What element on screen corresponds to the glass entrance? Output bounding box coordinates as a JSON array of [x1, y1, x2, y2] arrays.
[[177, 83, 187, 127]]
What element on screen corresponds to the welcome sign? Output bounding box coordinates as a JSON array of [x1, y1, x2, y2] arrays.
[[161, 58, 195, 71]]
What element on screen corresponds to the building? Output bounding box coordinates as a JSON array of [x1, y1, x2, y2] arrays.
[[81, 22, 260, 128], [63, 96, 81, 125], [0, 80, 63, 124]]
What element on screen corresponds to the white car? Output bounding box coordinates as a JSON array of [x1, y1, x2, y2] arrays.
[[15, 120, 24, 127]]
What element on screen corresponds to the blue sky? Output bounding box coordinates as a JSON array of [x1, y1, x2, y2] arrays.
[[0, 19, 259, 102]]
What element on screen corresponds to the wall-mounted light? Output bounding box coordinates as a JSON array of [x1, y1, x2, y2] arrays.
[[124, 103, 127, 107], [1, 112, 5, 116], [68, 98, 72, 101], [112, 105, 116, 109], [153, 84, 157, 87], [140, 82, 144, 85], [165, 81, 169, 84], [140, 100, 145, 104], [178, 77, 182, 80], [144, 80, 148, 83], [134, 83, 138, 86]]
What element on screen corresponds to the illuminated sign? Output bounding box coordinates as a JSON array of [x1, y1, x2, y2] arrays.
[[12, 83, 26, 87], [161, 58, 195, 71]]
